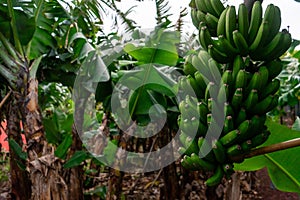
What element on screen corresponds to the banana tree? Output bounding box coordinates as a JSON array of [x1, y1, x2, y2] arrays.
[[0, 0, 110, 199]]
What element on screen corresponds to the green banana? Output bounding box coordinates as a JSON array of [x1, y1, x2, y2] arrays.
[[205, 13, 219, 36], [266, 60, 283, 80], [217, 7, 228, 36], [224, 102, 234, 117], [226, 144, 243, 157], [180, 156, 195, 170], [187, 74, 204, 99], [194, 71, 208, 93], [248, 1, 262, 45], [222, 163, 235, 177], [199, 26, 214, 51], [237, 119, 251, 141], [249, 21, 270, 53], [250, 95, 274, 115], [205, 81, 218, 103], [265, 5, 281, 45], [197, 10, 207, 24], [185, 136, 200, 155], [232, 30, 249, 56], [263, 4, 280, 45], [178, 146, 187, 155], [179, 130, 188, 146], [191, 9, 200, 28], [184, 54, 197, 76], [217, 84, 228, 105], [231, 88, 243, 112], [225, 6, 236, 46], [205, 165, 224, 186], [223, 115, 234, 135], [191, 152, 216, 171], [266, 30, 292, 61], [252, 32, 283, 61], [243, 89, 258, 111], [204, 0, 218, 17], [210, 0, 225, 17], [221, 70, 233, 85], [235, 108, 247, 127], [219, 129, 240, 147], [198, 101, 209, 123], [235, 69, 247, 90], [241, 140, 252, 152], [238, 3, 249, 40], [195, 0, 208, 13], [208, 44, 232, 64], [260, 78, 280, 99], [251, 129, 270, 147], [258, 66, 269, 89], [198, 120, 208, 137], [192, 53, 210, 79], [217, 35, 239, 58], [245, 72, 262, 95], [208, 58, 222, 83], [232, 55, 245, 81]]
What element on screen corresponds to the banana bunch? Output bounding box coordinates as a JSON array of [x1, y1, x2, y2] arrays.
[[190, 0, 225, 36], [191, 1, 292, 62], [178, 47, 285, 186], [179, 1, 292, 187]]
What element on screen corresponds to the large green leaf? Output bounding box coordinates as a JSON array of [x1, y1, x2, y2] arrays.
[[8, 138, 27, 161], [55, 133, 73, 159], [235, 119, 300, 193]]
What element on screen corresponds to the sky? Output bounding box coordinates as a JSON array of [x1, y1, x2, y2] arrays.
[[110, 0, 300, 40]]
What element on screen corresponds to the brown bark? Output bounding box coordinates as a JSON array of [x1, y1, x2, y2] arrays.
[[7, 102, 31, 200], [159, 126, 180, 200]]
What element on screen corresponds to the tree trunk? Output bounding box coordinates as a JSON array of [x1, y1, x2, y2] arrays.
[[7, 102, 31, 200]]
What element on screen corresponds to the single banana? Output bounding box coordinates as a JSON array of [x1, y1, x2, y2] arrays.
[[198, 101, 209, 123], [250, 95, 273, 115], [210, 0, 225, 17], [205, 81, 218, 103], [223, 115, 234, 135], [221, 70, 233, 85], [231, 87, 243, 112], [194, 71, 209, 92], [226, 144, 243, 157], [225, 6, 236, 46], [208, 58, 222, 83], [195, 0, 208, 13], [251, 129, 270, 147], [235, 69, 247, 90], [245, 72, 262, 96], [184, 54, 197, 76], [185, 136, 200, 155], [205, 13, 219, 36], [208, 44, 233, 64], [233, 30, 249, 56], [217, 35, 239, 58], [248, 1, 263, 45], [235, 108, 247, 127], [217, 7, 228, 36], [204, 0, 218, 17], [266, 30, 292, 61], [232, 55, 245, 82], [241, 139, 252, 152], [205, 165, 224, 186], [260, 78, 280, 99], [237, 119, 252, 141], [258, 66, 269, 89], [224, 102, 235, 117], [199, 26, 214, 51], [263, 4, 280, 45], [191, 9, 201, 28], [191, 152, 216, 171], [266, 5, 281, 45], [219, 129, 240, 147], [181, 156, 197, 170], [222, 163, 235, 177], [244, 89, 258, 111], [250, 32, 284, 61], [238, 3, 249, 40], [249, 21, 270, 53]]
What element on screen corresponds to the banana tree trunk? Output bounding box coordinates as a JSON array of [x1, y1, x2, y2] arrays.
[[7, 101, 31, 200]]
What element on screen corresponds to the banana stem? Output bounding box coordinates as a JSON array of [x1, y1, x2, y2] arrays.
[[230, 138, 300, 162]]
